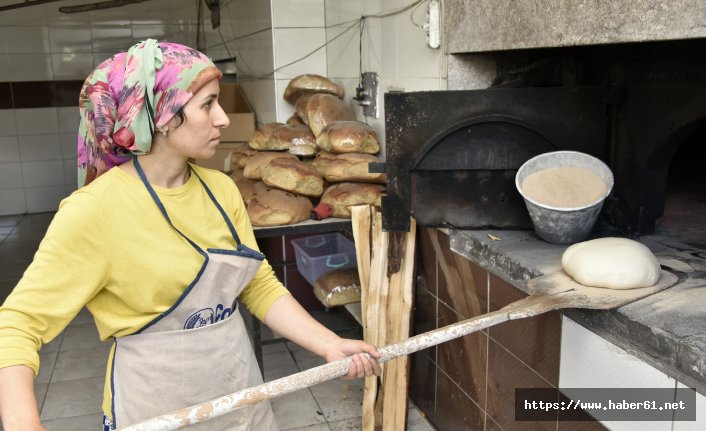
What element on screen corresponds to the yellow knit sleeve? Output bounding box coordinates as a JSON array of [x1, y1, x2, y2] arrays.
[[0, 191, 110, 375], [221, 174, 290, 321]]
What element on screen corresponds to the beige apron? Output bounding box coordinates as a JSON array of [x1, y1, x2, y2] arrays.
[[109, 158, 277, 430]]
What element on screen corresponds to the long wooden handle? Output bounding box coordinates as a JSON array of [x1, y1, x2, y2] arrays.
[[118, 294, 560, 431]]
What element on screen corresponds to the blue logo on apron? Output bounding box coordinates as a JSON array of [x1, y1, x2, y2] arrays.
[[183, 304, 232, 329]]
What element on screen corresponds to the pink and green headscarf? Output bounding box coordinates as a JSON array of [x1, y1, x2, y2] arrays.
[[77, 39, 222, 186]]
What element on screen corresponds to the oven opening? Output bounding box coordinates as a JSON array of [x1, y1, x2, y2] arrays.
[[658, 122, 706, 246]]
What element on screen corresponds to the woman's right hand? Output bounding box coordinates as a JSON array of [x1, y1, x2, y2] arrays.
[[0, 365, 46, 431]]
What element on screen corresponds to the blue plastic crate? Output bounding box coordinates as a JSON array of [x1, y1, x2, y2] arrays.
[[291, 233, 357, 286]]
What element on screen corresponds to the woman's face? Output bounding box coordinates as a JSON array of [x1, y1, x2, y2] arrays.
[[162, 78, 230, 160]]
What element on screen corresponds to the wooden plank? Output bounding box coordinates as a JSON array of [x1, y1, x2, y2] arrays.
[[351, 205, 377, 431], [351, 205, 373, 336], [380, 219, 416, 430], [365, 210, 389, 431], [352, 206, 417, 430]]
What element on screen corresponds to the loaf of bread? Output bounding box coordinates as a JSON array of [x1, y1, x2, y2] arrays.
[[243, 152, 298, 180], [294, 93, 315, 126], [311, 151, 337, 176], [320, 182, 385, 218], [305, 94, 356, 137], [231, 143, 257, 169], [284, 74, 344, 105], [247, 186, 313, 226], [286, 114, 305, 126], [324, 153, 386, 184], [313, 268, 361, 307], [269, 124, 317, 157], [316, 121, 379, 154], [261, 157, 324, 197], [249, 122, 286, 150], [230, 168, 245, 182], [233, 177, 263, 205]]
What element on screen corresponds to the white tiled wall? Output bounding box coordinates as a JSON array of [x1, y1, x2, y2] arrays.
[[1, 0, 448, 214], [324, 0, 447, 157], [0, 107, 78, 215], [560, 316, 704, 431], [272, 0, 327, 122], [201, 0, 278, 125], [195, 0, 448, 143], [0, 0, 199, 215]]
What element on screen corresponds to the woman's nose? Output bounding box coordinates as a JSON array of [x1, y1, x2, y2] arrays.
[[214, 104, 230, 129]]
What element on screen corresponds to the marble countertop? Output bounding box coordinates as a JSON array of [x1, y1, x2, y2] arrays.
[[448, 229, 706, 395]]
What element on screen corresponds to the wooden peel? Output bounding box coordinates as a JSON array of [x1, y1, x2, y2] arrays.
[[118, 270, 678, 431]]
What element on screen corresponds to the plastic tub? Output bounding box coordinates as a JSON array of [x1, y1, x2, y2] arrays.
[[515, 151, 614, 245], [291, 233, 357, 285]]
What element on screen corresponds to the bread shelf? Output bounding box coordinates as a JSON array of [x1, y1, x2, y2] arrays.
[[253, 217, 352, 238]]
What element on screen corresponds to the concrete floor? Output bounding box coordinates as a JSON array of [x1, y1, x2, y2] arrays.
[[0, 213, 434, 430]]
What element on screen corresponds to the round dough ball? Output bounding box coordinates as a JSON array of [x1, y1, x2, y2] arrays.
[[561, 237, 661, 289]]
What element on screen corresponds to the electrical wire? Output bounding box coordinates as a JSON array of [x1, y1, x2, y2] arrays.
[[208, 0, 426, 80], [409, 0, 427, 29], [217, 26, 237, 64], [255, 18, 361, 79]]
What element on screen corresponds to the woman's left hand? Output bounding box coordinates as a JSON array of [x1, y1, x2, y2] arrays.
[[322, 338, 382, 380]]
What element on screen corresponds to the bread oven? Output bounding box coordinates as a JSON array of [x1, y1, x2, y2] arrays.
[[382, 39, 706, 245]]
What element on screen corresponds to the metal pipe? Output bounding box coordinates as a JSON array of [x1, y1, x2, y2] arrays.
[[0, 0, 64, 12]]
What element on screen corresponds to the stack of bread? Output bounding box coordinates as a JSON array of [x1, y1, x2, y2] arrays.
[[229, 74, 386, 226]]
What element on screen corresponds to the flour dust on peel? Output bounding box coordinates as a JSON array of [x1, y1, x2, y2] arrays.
[[561, 237, 661, 289]]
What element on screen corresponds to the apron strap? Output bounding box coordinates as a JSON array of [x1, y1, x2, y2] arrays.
[[132, 156, 206, 255], [190, 169, 242, 246]]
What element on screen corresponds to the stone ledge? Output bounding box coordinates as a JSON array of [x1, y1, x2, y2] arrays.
[[449, 229, 706, 396]]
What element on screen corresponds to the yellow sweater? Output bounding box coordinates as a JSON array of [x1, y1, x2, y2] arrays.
[[0, 164, 289, 416]]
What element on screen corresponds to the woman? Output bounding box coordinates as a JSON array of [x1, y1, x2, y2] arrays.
[[0, 40, 380, 430]]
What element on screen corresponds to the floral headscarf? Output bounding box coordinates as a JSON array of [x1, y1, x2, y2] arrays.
[[77, 39, 222, 186]]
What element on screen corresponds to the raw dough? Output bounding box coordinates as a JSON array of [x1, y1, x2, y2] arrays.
[[561, 237, 661, 289]]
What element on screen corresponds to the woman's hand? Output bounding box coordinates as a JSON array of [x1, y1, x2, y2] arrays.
[[262, 295, 382, 380], [321, 338, 382, 380]]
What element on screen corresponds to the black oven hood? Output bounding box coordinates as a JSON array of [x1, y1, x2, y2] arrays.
[[381, 86, 609, 232]]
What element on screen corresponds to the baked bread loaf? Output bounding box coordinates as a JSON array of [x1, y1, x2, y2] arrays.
[[243, 152, 298, 180], [286, 114, 305, 126], [269, 124, 317, 157], [311, 151, 337, 176], [325, 153, 386, 184], [249, 122, 286, 150], [320, 182, 385, 218], [247, 186, 313, 226], [313, 268, 361, 307], [230, 168, 245, 182], [231, 143, 257, 168], [316, 121, 379, 154], [305, 94, 356, 137], [284, 74, 344, 105], [234, 178, 263, 205], [261, 157, 324, 197], [294, 93, 315, 126]]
